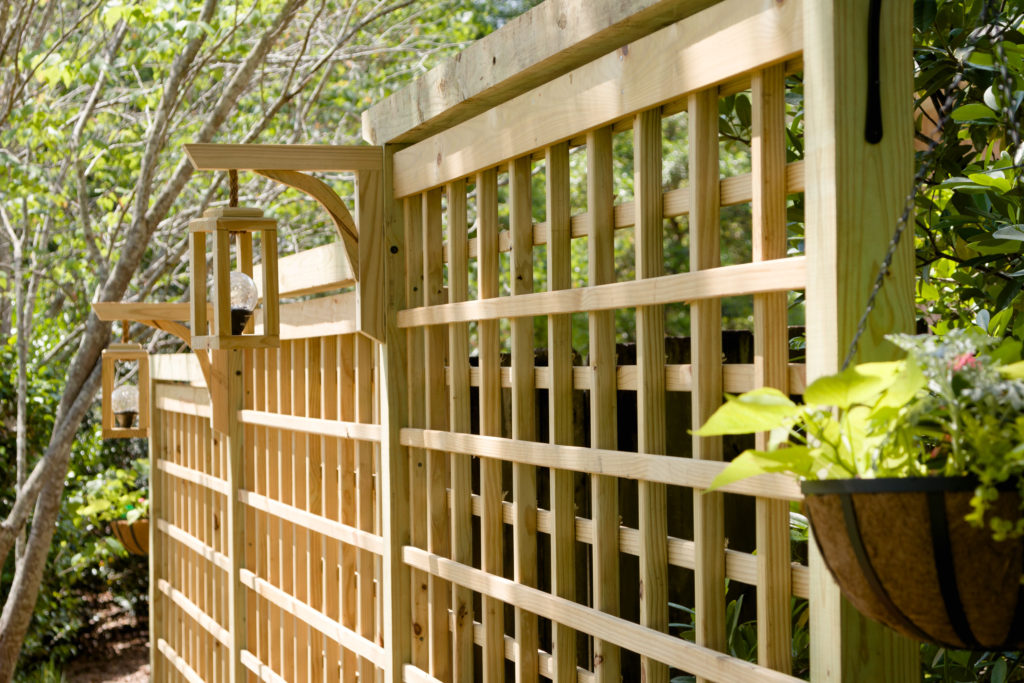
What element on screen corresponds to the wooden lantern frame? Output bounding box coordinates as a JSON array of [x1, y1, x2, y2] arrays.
[[189, 206, 280, 350], [101, 342, 150, 439]]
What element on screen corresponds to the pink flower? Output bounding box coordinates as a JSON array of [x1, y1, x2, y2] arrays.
[[952, 353, 978, 371]]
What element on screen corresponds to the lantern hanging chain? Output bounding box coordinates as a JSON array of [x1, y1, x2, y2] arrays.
[[842, 2, 1020, 370], [121, 320, 129, 344]]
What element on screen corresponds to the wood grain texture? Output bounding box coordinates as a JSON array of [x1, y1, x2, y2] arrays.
[[379, 145, 413, 683], [476, 168, 505, 683], [391, 0, 803, 196], [509, 155, 539, 683], [361, 0, 722, 144], [446, 178, 475, 683], [547, 141, 577, 682], [803, 0, 918, 681], [587, 125, 621, 683], [398, 257, 806, 326], [634, 108, 668, 683], [185, 144, 382, 172], [688, 89, 726, 680], [751, 64, 794, 674], [422, 187, 452, 682]]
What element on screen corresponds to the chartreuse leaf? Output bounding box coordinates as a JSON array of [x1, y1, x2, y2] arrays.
[[707, 446, 815, 491], [694, 387, 798, 436], [804, 362, 903, 409], [999, 361, 1024, 379], [875, 359, 926, 409]]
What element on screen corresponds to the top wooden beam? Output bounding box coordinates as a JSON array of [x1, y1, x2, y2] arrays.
[[361, 0, 720, 145], [184, 144, 382, 172]]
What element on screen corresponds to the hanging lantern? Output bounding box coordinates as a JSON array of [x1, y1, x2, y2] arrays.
[[102, 342, 150, 439], [189, 206, 279, 350]]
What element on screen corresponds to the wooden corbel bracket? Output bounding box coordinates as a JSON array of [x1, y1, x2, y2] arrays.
[[92, 301, 215, 412], [184, 143, 384, 277]]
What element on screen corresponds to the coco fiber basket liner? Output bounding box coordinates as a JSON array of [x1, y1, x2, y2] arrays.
[[802, 477, 1024, 649], [110, 518, 149, 556]]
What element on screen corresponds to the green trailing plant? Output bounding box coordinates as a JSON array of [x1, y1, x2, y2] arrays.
[[75, 459, 149, 526], [698, 329, 1024, 540]]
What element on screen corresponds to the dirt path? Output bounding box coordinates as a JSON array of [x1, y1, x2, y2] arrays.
[[63, 594, 150, 683]]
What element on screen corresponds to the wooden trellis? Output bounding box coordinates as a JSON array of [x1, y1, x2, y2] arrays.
[[145, 0, 917, 681]]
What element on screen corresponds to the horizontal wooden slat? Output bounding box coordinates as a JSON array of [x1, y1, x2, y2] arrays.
[[362, 0, 724, 145], [403, 547, 803, 683], [238, 489, 384, 556], [409, 429, 801, 500], [465, 622, 595, 683], [254, 242, 356, 300], [456, 492, 809, 599], [157, 460, 229, 496], [155, 386, 212, 419], [237, 409, 382, 442], [157, 578, 232, 647], [157, 638, 205, 683], [392, 0, 802, 196], [450, 363, 807, 395], [157, 519, 230, 572], [92, 301, 194, 322], [152, 355, 207, 385], [239, 568, 385, 667], [454, 161, 805, 260], [403, 664, 446, 683], [185, 143, 382, 171], [399, 256, 805, 327], [240, 650, 288, 683], [254, 291, 358, 340]]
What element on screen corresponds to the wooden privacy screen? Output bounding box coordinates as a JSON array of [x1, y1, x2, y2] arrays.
[[148, 0, 916, 681]]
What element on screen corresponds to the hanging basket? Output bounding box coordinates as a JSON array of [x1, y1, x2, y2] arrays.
[[802, 477, 1024, 650], [110, 518, 149, 556]]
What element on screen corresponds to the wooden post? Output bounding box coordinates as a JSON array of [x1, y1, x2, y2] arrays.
[[804, 0, 917, 681], [225, 348, 247, 682], [380, 144, 412, 683]]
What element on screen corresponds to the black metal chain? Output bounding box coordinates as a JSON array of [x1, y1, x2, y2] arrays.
[[229, 169, 239, 208], [841, 1, 1020, 370]]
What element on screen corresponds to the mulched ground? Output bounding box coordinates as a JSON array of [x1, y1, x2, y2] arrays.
[[63, 593, 149, 683]]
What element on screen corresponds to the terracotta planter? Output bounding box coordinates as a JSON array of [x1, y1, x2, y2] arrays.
[[802, 477, 1024, 650], [110, 518, 149, 556]]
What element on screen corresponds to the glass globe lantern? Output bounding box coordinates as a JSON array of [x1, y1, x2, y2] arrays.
[[229, 270, 258, 334], [188, 205, 279, 350], [112, 384, 140, 428]]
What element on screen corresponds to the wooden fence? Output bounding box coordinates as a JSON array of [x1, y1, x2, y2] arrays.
[[147, 0, 918, 681]]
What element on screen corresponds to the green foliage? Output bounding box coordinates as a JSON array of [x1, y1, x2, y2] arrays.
[[73, 458, 149, 525], [700, 330, 1024, 541]]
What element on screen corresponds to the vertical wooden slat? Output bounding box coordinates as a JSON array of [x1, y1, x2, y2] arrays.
[[292, 340, 312, 683], [587, 125, 621, 682], [751, 64, 794, 674], [509, 154, 538, 683], [381, 143, 413, 683], [341, 334, 359, 683], [254, 349, 270, 678], [804, 1, 918, 681], [423, 186, 453, 683], [447, 177, 475, 683], [244, 345, 257, 683], [307, 338, 325, 682], [149, 381, 164, 681], [279, 342, 296, 680], [477, 167, 505, 683], [546, 140, 576, 682], [355, 332, 377, 683], [635, 107, 669, 683], [688, 90, 726, 680], [267, 345, 282, 678], [406, 194, 431, 670]]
